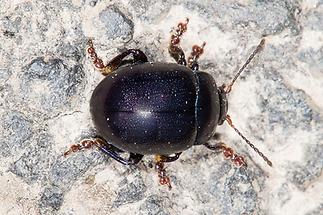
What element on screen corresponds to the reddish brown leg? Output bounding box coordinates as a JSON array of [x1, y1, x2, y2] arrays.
[[87, 39, 148, 76], [204, 142, 247, 167], [87, 39, 106, 72], [169, 18, 189, 65], [64, 139, 100, 157], [155, 155, 172, 190], [187, 42, 206, 71], [65, 138, 144, 165]]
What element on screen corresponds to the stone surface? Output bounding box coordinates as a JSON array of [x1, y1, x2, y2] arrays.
[[0, 0, 322, 215]]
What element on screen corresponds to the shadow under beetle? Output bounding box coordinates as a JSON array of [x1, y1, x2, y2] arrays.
[[65, 18, 272, 189]]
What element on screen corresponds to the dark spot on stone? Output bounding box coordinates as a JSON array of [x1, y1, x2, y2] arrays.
[[0, 68, 12, 82], [113, 175, 147, 207], [208, 164, 261, 214], [56, 42, 84, 62], [21, 57, 85, 115], [88, 0, 99, 7], [297, 47, 323, 69], [14, 2, 33, 12], [9, 133, 52, 183], [288, 144, 323, 191], [0, 84, 13, 108], [3, 30, 15, 37], [0, 111, 33, 157], [99, 6, 134, 41], [139, 195, 170, 215], [286, 2, 302, 35], [258, 70, 318, 131], [39, 186, 64, 211], [49, 152, 102, 190], [0, 15, 22, 35], [36, 9, 50, 33]]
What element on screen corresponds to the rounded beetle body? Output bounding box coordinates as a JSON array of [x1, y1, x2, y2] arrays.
[[90, 62, 221, 155]]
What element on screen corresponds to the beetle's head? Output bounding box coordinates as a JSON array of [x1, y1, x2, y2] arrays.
[[217, 84, 228, 125]]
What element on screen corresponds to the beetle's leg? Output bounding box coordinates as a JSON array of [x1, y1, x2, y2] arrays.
[[187, 42, 206, 71], [64, 138, 144, 165], [63, 138, 98, 157], [87, 39, 148, 76], [154, 154, 181, 190], [169, 18, 189, 66], [204, 142, 247, 167]]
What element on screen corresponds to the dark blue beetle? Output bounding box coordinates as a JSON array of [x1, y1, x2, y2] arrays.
[[91, 62, 227, 155], [65, 19, 271, 189]]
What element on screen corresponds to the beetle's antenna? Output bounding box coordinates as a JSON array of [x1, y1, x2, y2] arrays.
[[226, 115, 273, 167], [224, 39, 265, 94]]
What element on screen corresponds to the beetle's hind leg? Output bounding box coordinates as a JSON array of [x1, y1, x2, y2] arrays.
[[204, 142, 247, 167], [187, 42, 206, 71], [154, 153, 182, 190], [64, 138, 144, 165], [87, 39, 148, 76], [169, 18, 189, 66]]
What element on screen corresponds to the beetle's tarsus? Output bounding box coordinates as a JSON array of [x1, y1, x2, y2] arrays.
[[188, 42, 206, 71], [169, 18, 189, 66], [155, 155, 173, 190], [87, 39, 107, 72], [64, 138, 99, 157], [204, 142, 247, 167]]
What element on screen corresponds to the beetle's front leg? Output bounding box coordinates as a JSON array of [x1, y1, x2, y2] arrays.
[[87, 39, 148, 76], [187, 42, 206, 71], [204, 142, 247, 167], [169, 18, 189, 66]]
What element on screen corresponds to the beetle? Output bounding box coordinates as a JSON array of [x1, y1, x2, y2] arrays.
[[65, 19, 272, 189]]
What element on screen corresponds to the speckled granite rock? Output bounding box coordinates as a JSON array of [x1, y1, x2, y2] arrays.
[[0, 0, 322, 215]]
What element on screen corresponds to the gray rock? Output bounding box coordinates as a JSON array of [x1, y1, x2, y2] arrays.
[[0, 111, 33, 158], [305, 203, 323, 215], [138, 195, 170, 215], [49, 152, 103, 191], [20, 57, 85, 117], [9, 134, 49, 181], [99, 6, 134, 41], [288, 144, 323, 191], [113, 174, 147, 207], [39, 186, 64, 212], [129, 0, 171, 22], [0, 68, 12, 81]]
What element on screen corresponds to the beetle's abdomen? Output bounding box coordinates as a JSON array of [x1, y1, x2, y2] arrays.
[[90, 63, 198, 155]]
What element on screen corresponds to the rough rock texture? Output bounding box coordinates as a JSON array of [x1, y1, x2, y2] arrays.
[[0, 0, 322, 215]]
